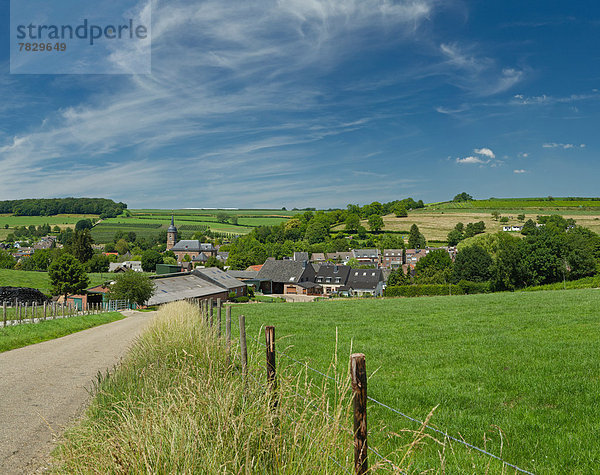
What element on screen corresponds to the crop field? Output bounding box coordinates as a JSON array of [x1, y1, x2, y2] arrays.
[[432, 198, 600, 210], [0, 269, 110, 295], [229, 289, 600, 473]]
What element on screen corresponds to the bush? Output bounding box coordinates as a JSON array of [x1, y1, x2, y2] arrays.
[[233, 296, 250, 303], [384, 284, 464, 297], [457, 280, 491, 294]]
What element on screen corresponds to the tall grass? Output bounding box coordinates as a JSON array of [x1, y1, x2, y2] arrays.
[[53, 301, 357, 473]]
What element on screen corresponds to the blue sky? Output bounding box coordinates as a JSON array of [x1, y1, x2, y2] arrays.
[[1, 0, 599, 209]]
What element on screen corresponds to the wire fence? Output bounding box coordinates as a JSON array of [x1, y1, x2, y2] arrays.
[[249, 332, 535, 475]]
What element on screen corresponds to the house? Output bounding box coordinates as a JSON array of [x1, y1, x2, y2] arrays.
[[310, 252, 326, 263], [109, 261, 143, 273], [293, 251, 309, 262], [148, 273, 229, 306], [165, 216, 217, 262], [247, 264, 263, 272], [12, 247, 34, 259], [381, 249, 404, 269], [227, 270, 265, 291], [171, 241, 217, 263], [284, 281, 323, 296], [192, 267, 247, 297], [352, 249, 381, 267], [66, 284, 111, 310], [503, 225, 524, 232], [404, 249, 429, 269], [217, 251, 229, 263], [256, 259, 317, 294], [33, 236, 56, 251], [345, 268, 385, 297], [315, 264, 351, 295], [325, 251, 353, 264]]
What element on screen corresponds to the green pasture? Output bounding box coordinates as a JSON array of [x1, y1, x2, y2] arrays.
[[430, 198, 600, 210], [0, 312, 124, 353], [131, 208, 299, 217], [0, 269, 110, 295], [0, 214, 98, 229], [229, 289, 600, 473]]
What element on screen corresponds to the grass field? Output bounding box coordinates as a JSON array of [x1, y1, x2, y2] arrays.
[[229, 289, 600, 473], [432, 198, 600, 209], [0, 269, 110, 295], [0, 312, 124, 353]]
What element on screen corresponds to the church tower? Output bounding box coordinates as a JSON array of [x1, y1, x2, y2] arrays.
[[167, 214, 177, 250]]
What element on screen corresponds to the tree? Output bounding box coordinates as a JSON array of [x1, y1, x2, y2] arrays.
[[500, 216, 509, 223], [464, 221, 485, 238], [48, 253, 89, 301], [21, 249, 54, 271], [163, 256, 178, 265], [75, 219, 93, 231], [87, 254, 110, 273], [109, 271, 155, 306], [415, 249, 453, 283], [367, 214, 384, 232], [517, 214, 526, 222], [216, 212, 229, 223], [0, 249, 15, 269], [453, 192, 473, 202], [387, 267, 409, 286], [230, 216, 239, 225], [205, 255, 225, 269], [491, 211, 500, 221], [141, 250, 163, 272], [451, 245, 493, 283], [357, 226, 367, 239], [408, 224, 426, 249], [393, 204, 408, 217], [70, 229, 94, 263], [304, 219, 329, 244], [115, 238, 129, 255], [345, 214, 360, 232]]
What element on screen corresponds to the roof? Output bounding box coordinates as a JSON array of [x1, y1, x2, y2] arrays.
[[295, 282, 322, 289], [192, 267, 245, 291], [316, 264, 352, 282], [247, 264, 263, 271], [171, 241, 216, 252], [293, 251, 309, 261], [383, 249, 404, 256], [227, 270, 259, 280], [148, 274, 225, 305], [311, 252, 326, 261], [167, 215, 177, 233], [347, 269, 384, 290], [352, 249, 381, 259], [192, 253, 208, 262], [256, 260, 315, 283]]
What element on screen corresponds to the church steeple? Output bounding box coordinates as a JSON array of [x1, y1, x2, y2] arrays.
[[167, 213, 177, 250]]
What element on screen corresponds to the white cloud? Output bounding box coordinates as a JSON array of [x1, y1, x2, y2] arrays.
[[456, 156, 486, 165], [542, 143, 586, 149], [519, 152, 529, 158], [513, 169, 527, 174], [474, 147, 495, 159]]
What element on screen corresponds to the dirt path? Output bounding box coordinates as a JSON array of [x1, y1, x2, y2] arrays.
[[0, 310, 154, 474]]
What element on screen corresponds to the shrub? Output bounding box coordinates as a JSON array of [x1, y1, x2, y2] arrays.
[[384, 284, 464, 297]]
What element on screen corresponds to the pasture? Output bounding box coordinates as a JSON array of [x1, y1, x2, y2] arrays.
[[0, 269, 110, 295], [229, 289, 600, 473]]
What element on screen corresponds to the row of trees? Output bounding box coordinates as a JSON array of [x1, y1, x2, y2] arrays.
[[394, 218, 600, 290], [0, 198, 126, 218]]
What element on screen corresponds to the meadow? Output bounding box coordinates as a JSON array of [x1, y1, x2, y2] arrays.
[[229, 289, 600, 473], [0, 269, 110, 295], [0, 312, 124, 352]]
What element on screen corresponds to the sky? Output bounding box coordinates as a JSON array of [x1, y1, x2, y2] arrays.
[[0, 0, 599, 209]]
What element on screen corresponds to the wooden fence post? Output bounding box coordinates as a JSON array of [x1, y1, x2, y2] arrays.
[[239, 314, 248, 379], [209, 299, 214, 327], [351, 353, 368, 475], [3, 301, 6, 327], [25, 302, 29, 323], [226, 306, 232, 365], [265, 326, 277, 405], [217, 298, 222, 338]]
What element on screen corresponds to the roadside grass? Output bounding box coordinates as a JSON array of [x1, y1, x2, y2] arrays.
[[52, 302, 357, 473], [229, 289, 600, 473], [0, 312, 124, 352], [0, 269, 109, 295], [518, 275, 600, 292]]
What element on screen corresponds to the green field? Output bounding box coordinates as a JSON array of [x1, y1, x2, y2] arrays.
[[229, 290, 600, 473], [430, 198, 600, 210], [0, 312, 124, 353], [0, 269, 110, 295]]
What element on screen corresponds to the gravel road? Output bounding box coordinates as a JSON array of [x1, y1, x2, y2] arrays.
[[0, 310, 154, 474]]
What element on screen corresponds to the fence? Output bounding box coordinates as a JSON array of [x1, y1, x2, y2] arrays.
[[1, 299, 133, 327], [182, 298, 535, 474]]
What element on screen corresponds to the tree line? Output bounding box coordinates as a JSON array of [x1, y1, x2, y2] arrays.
[[0, 198, 127, 218]]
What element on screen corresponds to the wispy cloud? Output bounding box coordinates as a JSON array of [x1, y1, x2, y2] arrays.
[[474, 147, 495, 159], [542, 143, 586, 149], [456, 156, 486, 165], [513, 169, 527, 174]]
